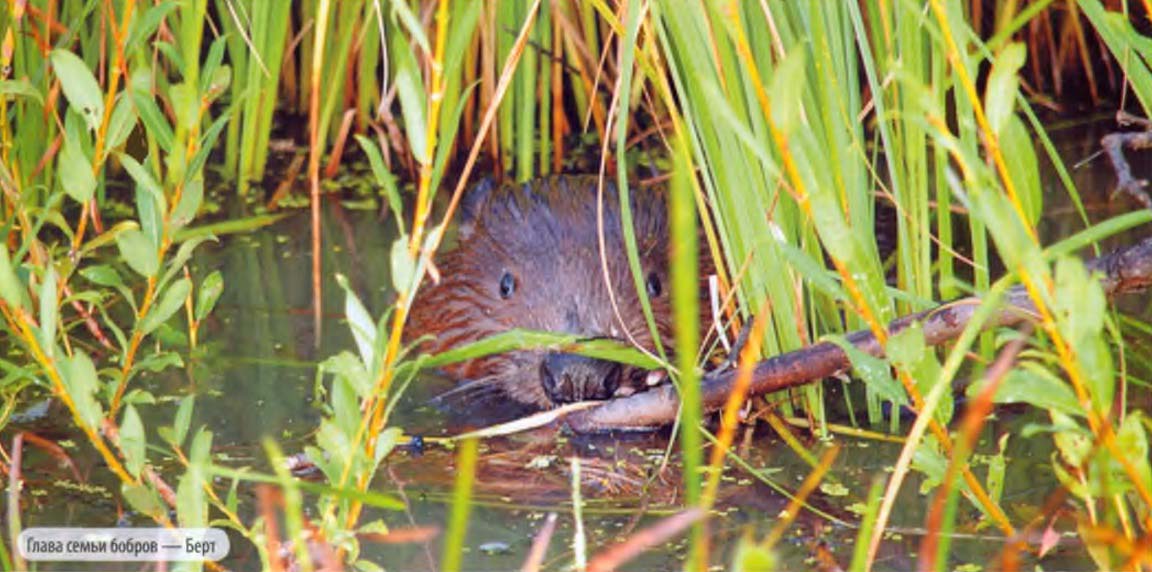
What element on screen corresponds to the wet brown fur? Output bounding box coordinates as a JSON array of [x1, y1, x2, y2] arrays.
[[408, 175, 706, 409]]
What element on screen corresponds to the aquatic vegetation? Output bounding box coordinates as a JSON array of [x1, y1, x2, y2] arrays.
[[0, 1, 1150, 571]]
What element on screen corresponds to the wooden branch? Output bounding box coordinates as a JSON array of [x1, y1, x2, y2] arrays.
[[566, 237, 1152, 432], [1101, 113, 1152, 209]]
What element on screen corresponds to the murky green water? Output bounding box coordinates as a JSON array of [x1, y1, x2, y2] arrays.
[[10, 117, 1150, 571]]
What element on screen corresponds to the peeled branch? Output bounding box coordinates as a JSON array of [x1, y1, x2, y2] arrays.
[[566, 236, 1152, 432]]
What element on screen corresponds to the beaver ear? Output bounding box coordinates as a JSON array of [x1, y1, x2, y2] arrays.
[[459, 177, 496, 238]]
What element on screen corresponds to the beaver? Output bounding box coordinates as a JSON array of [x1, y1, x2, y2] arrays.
[[408, 175, 708, 409]]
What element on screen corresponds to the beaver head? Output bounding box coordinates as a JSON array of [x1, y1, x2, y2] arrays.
[[408, 175, 688, 409]]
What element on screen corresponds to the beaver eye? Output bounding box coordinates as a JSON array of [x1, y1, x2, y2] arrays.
[[499, 271, 516, 299], [645, 272, 662, 298]]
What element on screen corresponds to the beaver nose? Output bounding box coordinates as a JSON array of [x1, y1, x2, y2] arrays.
[[540, 353, 622, 404]]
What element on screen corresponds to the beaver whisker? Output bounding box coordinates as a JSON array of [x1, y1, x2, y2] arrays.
[[429, 376, 507, 409]]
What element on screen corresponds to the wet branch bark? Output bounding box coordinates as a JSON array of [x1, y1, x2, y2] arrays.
[[567, 236, 1152, 432], [1101, 112, 1152, 209]]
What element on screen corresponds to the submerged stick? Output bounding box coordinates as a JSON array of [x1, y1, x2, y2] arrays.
[[1100, 111, 1152, 209], [567, 237, 1152, 432]]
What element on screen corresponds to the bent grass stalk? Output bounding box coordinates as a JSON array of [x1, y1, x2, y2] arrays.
[[442, 438, 479, 572]]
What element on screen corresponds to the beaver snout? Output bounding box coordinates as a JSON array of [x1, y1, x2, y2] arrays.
[[540, 353, 622, 404]]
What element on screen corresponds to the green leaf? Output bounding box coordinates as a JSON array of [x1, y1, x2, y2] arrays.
[[124, 389, 157, 406], [776, 239, 846, 300], [172, 395, 195, 447], [62, 351, 104, 430], [320, 351, 371, 397], [132, 351, 183, 373], [200, 36, 229, 96], [131, 85, 175, 153], [769, 49, 807, 136], [155, 41, 186, 77], [978, 366, 1081, 415], [887, 325, 948, 424], [138, 278, 191, 336], [171, 178, 203, 229], [80, 264, 134, 311], [205, 66, 231, 101], [177, 428, 211, 528], [189, 427, 213, 466], [115, 228, 160, 277], [136, 185, 164, 250], [0, 249, 30, 312], [50, 50, 104, 132], [986, 434, 1008, 504], [984, 43, 1026, 135], [121, 483, 167, 520], [186, 111, 231, 181], [121, 404, 147, 478], [391, 32, 427, 165], [39, 266, 59, 357], [79, 265, 125, 288], [106, 95, 138, 150], [194, 271, 224, 322], [430, 81, 478, 195], [0, 79, 44, 104], [1050, 255, 1115, 412], [59, 133, 97, 203], [157, 234, 211, 292], [331, 374, 360, 438], [389, 237, 416, 295], [159, 236, 216, 293], [373, 427, 404, 468], [911, 438, 948, 493], [119, 154, 165, 204], [176, 464, 206, 528], [174, 213, 289, 241], [1000, 116, 1041, 226], [336, 274, 376, 367], [1078, 2, 1152, 117], [225, 475, 240, 515], [316, 420, 353, 472], [389, 0, 431, 54], [169, 82, 198, 132], [355, 134, 405, 233], [1053, 257, 1106, 346], [422, 329, 662, 371], [126, 0, 179, 51], [828, 336, 907, 406], [1115, 413, 1151, 493]]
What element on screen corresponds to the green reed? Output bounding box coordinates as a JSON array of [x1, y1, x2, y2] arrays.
[[3, 1, 1152, 570], [216, 0, 292, 194], [649, 0, 1150, 568], [669, 134, 703, 567]]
